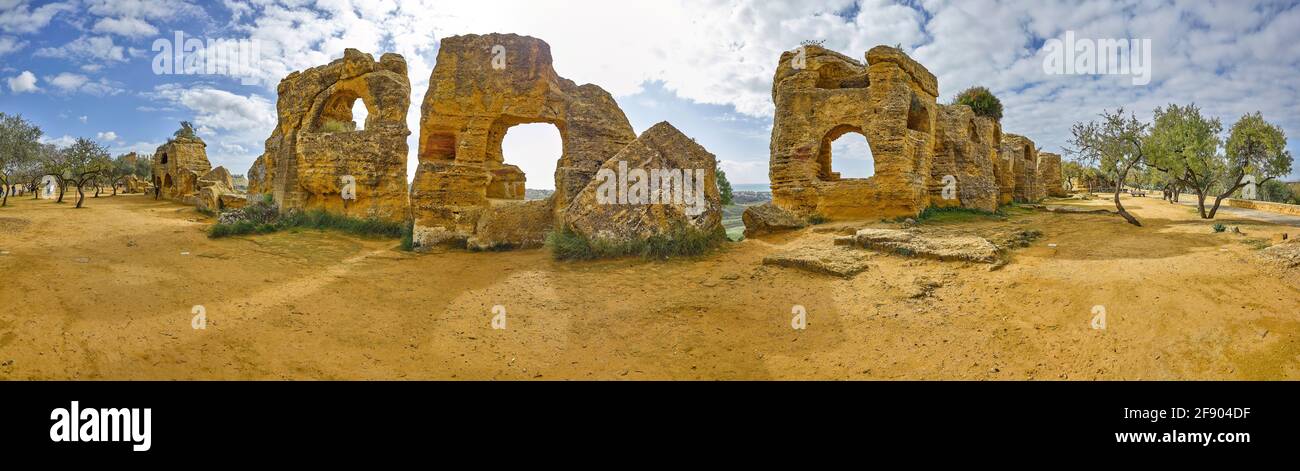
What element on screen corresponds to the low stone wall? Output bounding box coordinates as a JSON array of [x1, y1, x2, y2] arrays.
[[1228, 199, 1300, 216]]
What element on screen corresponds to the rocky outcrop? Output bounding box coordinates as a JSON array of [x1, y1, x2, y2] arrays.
[[742, 202, 808, 237], [1037, 151, 1066, 197], [1002, 134, 1041, 203], [839, 228, 1000, 263], [768, 45, 938, 221], [409, 33, 637, 250], [251, 48, 411, 221], [930, 104, 1001, 212], [563, 122, 723, 243]]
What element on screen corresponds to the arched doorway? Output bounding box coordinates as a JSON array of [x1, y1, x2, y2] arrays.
[[818, 125, 875, 181]]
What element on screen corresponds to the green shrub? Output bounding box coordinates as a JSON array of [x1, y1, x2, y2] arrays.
[[953, 86, 1003, 120], [807, 214, 828, 225], [1212, 223, 1227, 233], [546, 225, 726, 261]]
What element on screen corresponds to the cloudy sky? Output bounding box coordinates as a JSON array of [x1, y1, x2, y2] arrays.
[[2, 0, 1298, 188]]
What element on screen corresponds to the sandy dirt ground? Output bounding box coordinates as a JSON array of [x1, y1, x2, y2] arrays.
[[0, 193, 1297, 380]]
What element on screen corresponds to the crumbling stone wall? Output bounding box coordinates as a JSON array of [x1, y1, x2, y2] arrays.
[[409, 33, 637, 248], [1002, 133, 1041, 203], [249, 48, 411, 221], [768, 45, 938, 220], [151, 136, 211, 204], [1037, 151, 1066, 198], [930, 104, 1001, 212]]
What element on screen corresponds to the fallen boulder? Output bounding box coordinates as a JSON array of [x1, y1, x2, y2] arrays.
[[563, 122, 724, 243], [742, 202, 807, 237]]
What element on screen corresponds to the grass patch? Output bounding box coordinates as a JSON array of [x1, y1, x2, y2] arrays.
[[807, 214, 828, 225], [1241, 238, 1271, 250], [914, 205, 1006, 224], [209, 207, 406, 242], [546, 225, 726, 261]]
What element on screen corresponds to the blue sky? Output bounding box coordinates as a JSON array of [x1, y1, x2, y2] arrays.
[[3, 0, 1299, 188]]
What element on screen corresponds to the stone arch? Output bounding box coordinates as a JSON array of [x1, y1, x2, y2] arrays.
[[490, 119, 566, 198], [160, 153, 169, 165], [409, 34, 637, 249], [817, 124, 874, 181]]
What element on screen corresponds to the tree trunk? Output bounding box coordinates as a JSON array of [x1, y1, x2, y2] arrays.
[[1194, 189, 1208, 218], [1113, 160, 1141, 227], [75, 181, 86, 208], [56, 179, 66, 203]]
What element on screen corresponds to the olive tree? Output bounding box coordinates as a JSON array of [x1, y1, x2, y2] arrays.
[[0, 112, 43, 207], [1068, 108, 1148, 226], [1209, 112, 1292, 217]]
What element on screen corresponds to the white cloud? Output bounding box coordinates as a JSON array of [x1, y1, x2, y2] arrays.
[[96, 131, 119, 141], [34, 35, 128, 64], [146, 83, 277, 172], [40, 134, 77, 147], [0, 1, 75, 35], [46, 72, 122, 96], [84, 0, 205, 20], [7, 70, 37, 93], [92, 17, 159, 38], [0, 35, 24, 56], [78, 116, 88, 124]]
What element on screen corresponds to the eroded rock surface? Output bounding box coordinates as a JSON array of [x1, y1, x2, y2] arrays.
[[742, 202, 807, 237], [931, 104, 1001, 212], [250, 48, 411, 221], [1002, 133, 1041, 203], [762, 245, 871, 278], [768, 45, 938, 221], [410, 33, 636, 249], [151, 133, 211, 204], [1037, 151, 1066, 197], [842, 228, 1000, 263], [563, 122, 723, 243]]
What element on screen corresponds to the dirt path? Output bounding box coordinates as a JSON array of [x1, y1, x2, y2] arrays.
[[0, 194, 1296, 379]]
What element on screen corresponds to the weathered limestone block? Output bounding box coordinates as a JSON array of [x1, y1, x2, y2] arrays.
[[124, 175, 152, 193], [843, 228, 999, 263], [1037, 151, 1066, 197], [563, 122, 723, 242], [199, 166, 234, 190], [769, 45, 938, 221], [466, 198, 555, 250], [762, 245, 871, 278], [1002, 133, 1041, 203], [251, 48, 411, 221], [410, 33, 637, 249], [742, 201, 807, 237], [930, 104, 1001, 212], [151, 134, 211, 202]]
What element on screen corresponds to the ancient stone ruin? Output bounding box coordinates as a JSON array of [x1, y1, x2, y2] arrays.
[[1037, 152, 1066, 198], [248, 48, 411, 222], [409, 33, 717, 250], [753, 44, 1061, 234], [1001, 133, 1042, 203], [151, 125, 212, 204], [767, 45, 938, 220], [931, 104, 1002, 212]]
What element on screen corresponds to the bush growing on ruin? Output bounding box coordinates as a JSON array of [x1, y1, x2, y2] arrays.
[[953, 86, 1003, 120], [546, 224, 725, 261]]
